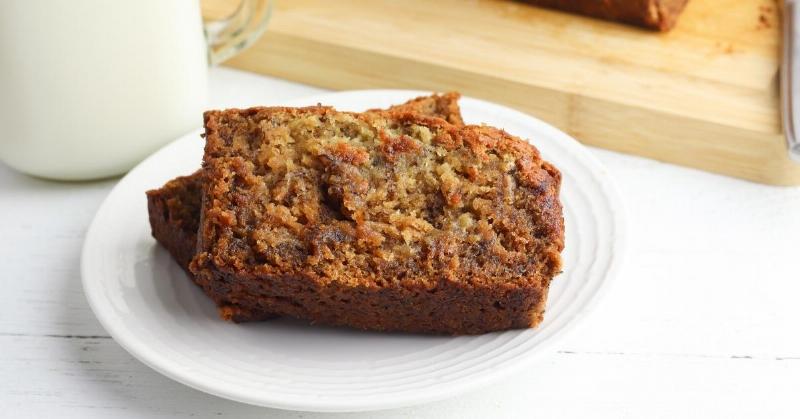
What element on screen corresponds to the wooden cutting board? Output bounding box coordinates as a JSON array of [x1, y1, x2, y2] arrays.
[[203, 0, 800, 185]]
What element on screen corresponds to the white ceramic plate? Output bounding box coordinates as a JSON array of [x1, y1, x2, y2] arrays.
[[82, 90, 626, 412]]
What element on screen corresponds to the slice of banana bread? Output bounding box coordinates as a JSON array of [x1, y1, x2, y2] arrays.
[[146, 94, 464, 322], [147, 93, 464, 273], [190, 105, 564, 334], [146, 171, 204, 273]]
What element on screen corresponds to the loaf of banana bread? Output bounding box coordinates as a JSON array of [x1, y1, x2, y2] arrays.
[[189, 105, 564, 334], [523, 0, 689, 31]]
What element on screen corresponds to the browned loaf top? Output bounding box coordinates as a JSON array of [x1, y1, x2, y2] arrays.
[[190, 104, 564, 333], [523, 0, 689, 31]]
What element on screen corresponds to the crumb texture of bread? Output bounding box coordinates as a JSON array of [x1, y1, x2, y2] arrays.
[[523, 0, 689, 31], [191, 105, 564, 334], [147, 93, 470, 327], [146, 93, 464, 273]]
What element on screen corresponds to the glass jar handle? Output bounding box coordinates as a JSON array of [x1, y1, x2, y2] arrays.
[[203, 0, 272, 66]]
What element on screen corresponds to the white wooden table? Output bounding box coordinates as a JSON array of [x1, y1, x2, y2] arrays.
[[2, 68, 800, 419]]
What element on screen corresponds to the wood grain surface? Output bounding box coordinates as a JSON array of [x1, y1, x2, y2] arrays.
[[203, 0, 800, 185]]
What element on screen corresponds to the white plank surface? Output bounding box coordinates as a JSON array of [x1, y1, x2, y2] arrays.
[[2, 67, 800, 419]]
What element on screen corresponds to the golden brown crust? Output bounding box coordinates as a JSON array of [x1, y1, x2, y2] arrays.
[[196, 266, 548, 334], [191, 104, 564, 334], [380, 92, 464, 126]]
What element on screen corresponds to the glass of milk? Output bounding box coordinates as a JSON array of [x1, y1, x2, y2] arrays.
[[0, 0, 271, 180]]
